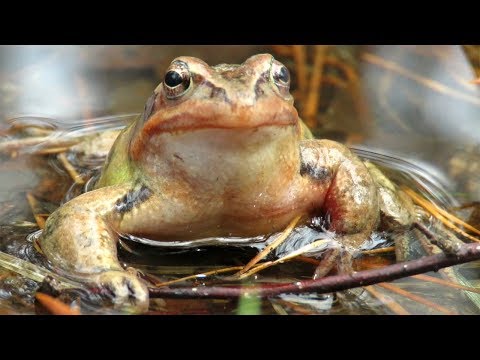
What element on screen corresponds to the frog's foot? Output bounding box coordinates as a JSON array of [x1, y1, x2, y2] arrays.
[[93, 270, 149, 314], [310, 240, 355, 279], [313, 247, 341, 279]]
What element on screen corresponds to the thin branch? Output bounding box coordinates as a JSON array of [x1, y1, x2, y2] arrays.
[[412, 273, 480, 295], [304, 45, 328, 126], [362, 246, 396, 255], [405, 188, 480, 238], [292, 46, 307, 99], [362, 52, 480, 107], [26, 192, 46, 229], [237, 215, 302, 275], [57, 153, 85, 185], [364, 285, 410, 315], [149, 241, 480, 299], [237, 238, 329, 280], [152, 266, 243, 287], [376, 282, 457, 315], [0, 137, 79, 154], [35, 293, 81, 315]]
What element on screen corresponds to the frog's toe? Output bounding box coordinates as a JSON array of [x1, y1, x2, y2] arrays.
[[94, 270, 149, 314]]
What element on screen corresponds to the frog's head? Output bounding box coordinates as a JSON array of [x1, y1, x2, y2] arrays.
[[129, 54, 302, 184]]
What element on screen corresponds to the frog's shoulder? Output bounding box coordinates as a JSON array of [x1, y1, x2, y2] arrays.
[[95, 125, 137, 188]]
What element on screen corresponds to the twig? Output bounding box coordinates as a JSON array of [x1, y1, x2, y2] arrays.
[[149, 241, 480, 299], [362, 246, 396, 255], [35, 293, 81, 315], [153, 266, 243, 287], [238, 238, 329, 280], [324, 56, 370, 126], [405, 188, 480, 237], [376, 282, 457, 315], [292, 46, 307, 99], [35, 147, 72, 155], [364, 285, 410, 315], [0, 250, 79, 289], [26, 192, 46, 229], [57, 153, 85, 185], [362, 52, 480, 107], [0, 137, 79, 154], [321, 75, 348, 89], [412, 273, 480, 295], [237, 215, 302, 275], [404, 187, 480, 243], [304, 45, 328, 127]]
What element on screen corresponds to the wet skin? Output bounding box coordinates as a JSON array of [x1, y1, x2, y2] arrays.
[[39, 54, 415, 312]]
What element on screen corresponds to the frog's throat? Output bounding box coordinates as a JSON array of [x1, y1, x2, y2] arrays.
[[129, 124, 301, 190], [130, 106, 301, 162]]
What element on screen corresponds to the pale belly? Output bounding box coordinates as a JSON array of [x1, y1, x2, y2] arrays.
[[116, 181, 326, 241]]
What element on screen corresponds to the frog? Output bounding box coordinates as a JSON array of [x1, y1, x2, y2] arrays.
[[38, 54, 416, 313]]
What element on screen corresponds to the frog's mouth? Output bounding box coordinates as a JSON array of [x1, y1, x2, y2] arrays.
[[141, 98, 299, 134]]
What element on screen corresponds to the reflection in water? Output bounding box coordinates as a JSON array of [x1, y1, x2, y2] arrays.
[[362, 45, 480, 154]]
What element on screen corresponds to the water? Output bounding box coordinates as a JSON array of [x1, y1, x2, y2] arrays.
[[0, 114, 479, 315]]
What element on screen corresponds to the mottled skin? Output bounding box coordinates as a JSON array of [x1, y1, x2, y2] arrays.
[[39, 54, 415, 312]]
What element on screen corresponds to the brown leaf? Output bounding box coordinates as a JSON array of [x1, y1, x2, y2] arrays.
[[35, 292, 81, 315]]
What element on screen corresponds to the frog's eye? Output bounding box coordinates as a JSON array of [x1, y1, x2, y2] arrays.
[[163, 61, 191, 99], [270, 61, 291, 95], [165, 71, 183, 87], [273, 65, 290, 85]]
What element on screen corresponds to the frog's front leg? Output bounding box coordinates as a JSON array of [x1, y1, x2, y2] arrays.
[[300, 139, 380, 274], [39, 184, 150, 313], [301, 139, 380, 247]]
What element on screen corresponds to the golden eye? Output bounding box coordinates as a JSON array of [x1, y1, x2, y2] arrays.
[[163, 61, 191, 99]]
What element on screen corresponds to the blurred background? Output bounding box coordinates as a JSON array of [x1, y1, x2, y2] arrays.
[[1, 45, 479, 199]]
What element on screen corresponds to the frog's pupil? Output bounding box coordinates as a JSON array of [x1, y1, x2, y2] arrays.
[[165, 71, 183, 87], [277, 66, 289, 83]]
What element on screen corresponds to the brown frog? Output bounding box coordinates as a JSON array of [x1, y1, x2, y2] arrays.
[[39, 54, 415, 312]]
